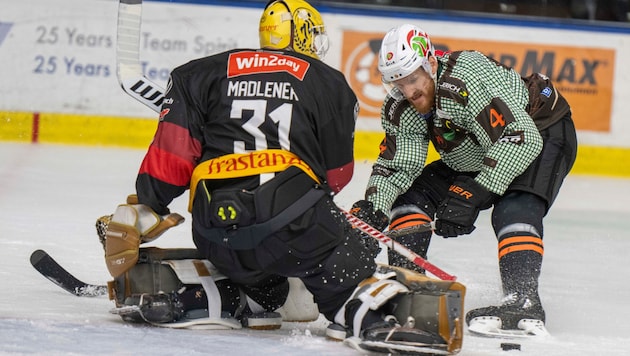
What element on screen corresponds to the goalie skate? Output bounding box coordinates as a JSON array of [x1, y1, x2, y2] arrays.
[[468, 316, 549, 338]]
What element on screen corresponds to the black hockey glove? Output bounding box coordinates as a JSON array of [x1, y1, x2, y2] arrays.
[[435, 176, 496, 238], [350, 200, 389, 232]]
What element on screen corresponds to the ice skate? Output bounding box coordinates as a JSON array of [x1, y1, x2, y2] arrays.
[[466, 293, 549, 338], [114, 292, 185, 324]]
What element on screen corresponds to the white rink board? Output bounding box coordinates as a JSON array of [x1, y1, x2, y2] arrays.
[[1, 0, 629, 147]]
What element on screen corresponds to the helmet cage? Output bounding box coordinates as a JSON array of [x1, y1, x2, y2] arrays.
[[291, 6, 329, 59]]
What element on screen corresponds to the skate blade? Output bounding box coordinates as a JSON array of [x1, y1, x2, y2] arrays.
[[344, 336, 450, 355], [110, 306, 242, 330], [110, 305, 140, 315], [154, 317, 242, 330], [468, 316, 550, 338]]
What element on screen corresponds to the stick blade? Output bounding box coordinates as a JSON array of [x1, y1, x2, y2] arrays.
[[29, 249, 108, 297]]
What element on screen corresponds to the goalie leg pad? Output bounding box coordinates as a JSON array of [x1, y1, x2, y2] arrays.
[[385, 265, 466, 354], [108, 247, 286, 330], [108, 247, 206, 307], [331, 265, 465, 354], [333, 268, 409, 338]]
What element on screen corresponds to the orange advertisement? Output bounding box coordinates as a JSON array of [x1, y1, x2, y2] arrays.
[[342, 30, 615, 132]]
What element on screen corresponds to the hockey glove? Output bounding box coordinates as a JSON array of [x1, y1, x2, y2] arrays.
[[435, 176, 496, 238], [105, 198, 184, 277], [350, 200, 389, 232]]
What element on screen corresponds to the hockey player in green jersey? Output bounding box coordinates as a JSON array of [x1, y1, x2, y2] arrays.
[[352, 23, 577, 336]]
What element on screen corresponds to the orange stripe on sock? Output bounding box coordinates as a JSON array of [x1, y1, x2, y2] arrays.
[[390, 213, 431, 231], [498, 236, 543, 250], [498, 235, 544, 259]]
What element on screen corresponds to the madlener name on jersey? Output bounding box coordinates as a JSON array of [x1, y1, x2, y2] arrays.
[[227, 81, 299, 101]]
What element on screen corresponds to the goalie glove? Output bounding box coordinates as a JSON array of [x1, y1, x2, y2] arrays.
[[105, 197, 184, 277], [348, 200, 389, 257], [350, 200, 389, 232]]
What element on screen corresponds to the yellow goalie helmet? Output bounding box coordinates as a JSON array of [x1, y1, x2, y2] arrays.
[[259, 0, 329, 59]]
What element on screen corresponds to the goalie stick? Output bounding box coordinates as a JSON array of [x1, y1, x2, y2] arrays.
[[30, 249, 108, 297], [117, 0, 164, 113], [115, 0, 456, 282]]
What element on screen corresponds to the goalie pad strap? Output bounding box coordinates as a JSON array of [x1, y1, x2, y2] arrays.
[[351, 279, 409, 338], [334, 269, 409, 338], [143, 213, 185, 242], [193, 260, 223, 319]]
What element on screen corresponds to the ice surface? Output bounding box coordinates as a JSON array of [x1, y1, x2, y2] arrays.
[[1, 142, 629, 355]]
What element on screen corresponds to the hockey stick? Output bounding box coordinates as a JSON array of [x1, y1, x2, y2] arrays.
[[30, 249, 108, 297], [115, 0, 456, 282], [343, 211, 456, 281], [117, 0, 164, 113]]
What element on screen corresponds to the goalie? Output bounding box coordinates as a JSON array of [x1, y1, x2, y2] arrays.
[[101, 0, 466, 354]]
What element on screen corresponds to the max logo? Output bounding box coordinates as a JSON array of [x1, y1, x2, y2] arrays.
[[0, 22, 13, 47], [490, 50, 601, 85], [449, 184, 473, 199]]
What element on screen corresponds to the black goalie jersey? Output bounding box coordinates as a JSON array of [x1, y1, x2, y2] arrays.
[[135, 49, 359, 215]]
